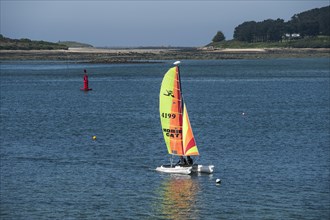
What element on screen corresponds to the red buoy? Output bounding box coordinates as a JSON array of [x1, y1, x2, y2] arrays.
[[80, 69, 92, 91]]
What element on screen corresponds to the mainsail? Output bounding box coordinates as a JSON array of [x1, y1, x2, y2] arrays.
[[159, 65, 199, 156]]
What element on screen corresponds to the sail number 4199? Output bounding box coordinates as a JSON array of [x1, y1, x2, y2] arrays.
[[161, 113, 176, 119]]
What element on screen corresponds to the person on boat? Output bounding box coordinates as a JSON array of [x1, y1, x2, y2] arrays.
[[176, 156, 187, 166], [187, 156, 193, 165]]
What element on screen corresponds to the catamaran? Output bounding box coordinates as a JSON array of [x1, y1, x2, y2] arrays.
[[156, 61, 214, 175]]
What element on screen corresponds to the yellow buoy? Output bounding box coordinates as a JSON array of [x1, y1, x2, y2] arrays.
[[92, 135, 97, 140]]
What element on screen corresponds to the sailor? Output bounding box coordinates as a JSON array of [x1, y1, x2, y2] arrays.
[[179, 156, 187, 165], [187, 156, 193, 165]]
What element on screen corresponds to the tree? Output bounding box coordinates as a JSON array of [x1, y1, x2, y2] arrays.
[[286, 6, 329, 36], [233, 6, 329, 42], [212, 31, 226, 42], [234, 21, 257, 42]]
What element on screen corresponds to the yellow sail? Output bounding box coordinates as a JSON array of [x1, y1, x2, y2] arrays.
[[160, 66, 183, 155], [159, 64, 199, 156]]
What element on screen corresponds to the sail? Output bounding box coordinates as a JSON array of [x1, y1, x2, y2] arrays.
[[159, 65, 199, 156], [160, 66, 183, 155], [182, 103, 199, 156]]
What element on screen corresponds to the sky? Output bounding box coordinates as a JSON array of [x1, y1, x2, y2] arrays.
[[1, 0, 329, 47]]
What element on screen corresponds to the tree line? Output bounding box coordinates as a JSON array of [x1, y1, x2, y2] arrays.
[[213, 5, 329, 43]]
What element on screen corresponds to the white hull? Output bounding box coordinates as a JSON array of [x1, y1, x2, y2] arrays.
[[156, 165, 192, 175], [156, 164, 214, 175], [192, 164, 214, 174]]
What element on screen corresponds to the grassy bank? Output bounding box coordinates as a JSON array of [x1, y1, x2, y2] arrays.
[[0, 35, 68, 50]]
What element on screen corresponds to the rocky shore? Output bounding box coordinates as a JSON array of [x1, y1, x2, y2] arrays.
[[1, 47, 329, 63]]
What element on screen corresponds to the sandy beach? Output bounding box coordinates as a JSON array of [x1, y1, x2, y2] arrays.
[[1, 47, 329, 63]]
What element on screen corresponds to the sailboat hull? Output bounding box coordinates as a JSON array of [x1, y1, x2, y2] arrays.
[[156, 164, 214, 175], [192, 164, 214, 174], [156, 165, 192, 175]]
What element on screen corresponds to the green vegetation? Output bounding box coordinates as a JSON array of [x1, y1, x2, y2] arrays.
[[234, 19, 286, 42], [58, 41, 93, 48], [209, 36, 330, 48], [210, 5, 330, 48], [212, 31, 226, 42], [0, 35, 68, 50]]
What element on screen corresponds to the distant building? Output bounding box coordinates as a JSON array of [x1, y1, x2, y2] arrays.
[[283, 33, 301, 40], [291, 33, 301, 38]]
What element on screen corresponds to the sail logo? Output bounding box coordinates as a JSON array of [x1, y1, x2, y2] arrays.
[[163, 90, 174, 97], [163, 128, 182, 138]]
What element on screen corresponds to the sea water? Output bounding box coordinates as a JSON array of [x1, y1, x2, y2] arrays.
[[0, 58, 329, 219]]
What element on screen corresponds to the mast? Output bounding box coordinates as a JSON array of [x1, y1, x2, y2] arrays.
[[175, 61, 185, 156], [176, 61, 184, 156], [174, 61, 184, 117]]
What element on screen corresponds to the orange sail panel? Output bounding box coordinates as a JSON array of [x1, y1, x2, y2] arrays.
[[160, 65, 199, 156], [182, 104, 199, 156], [160, 66, 183, 155]]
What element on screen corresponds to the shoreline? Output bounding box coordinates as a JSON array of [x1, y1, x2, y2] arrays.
[[1, 47, 329, 63]]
